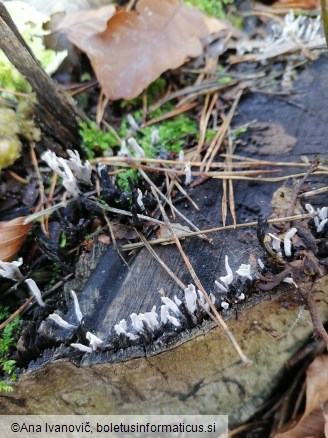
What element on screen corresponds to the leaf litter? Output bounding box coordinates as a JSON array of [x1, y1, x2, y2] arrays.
[[56, 0, 227, 99], [0, 0, 327, 433]]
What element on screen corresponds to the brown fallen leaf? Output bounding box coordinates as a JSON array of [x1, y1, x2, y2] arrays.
[[55, 4, 116, 47], [271, 0, 320, 9], [0, 217, 31, 262], [275, 355, 328, 438], [56, 0, 226, 100]]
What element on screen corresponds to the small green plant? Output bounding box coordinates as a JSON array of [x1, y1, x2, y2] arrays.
[[79, 120, 118, 159], [186, 0, 234, 19], [0, 307, 20, 392]]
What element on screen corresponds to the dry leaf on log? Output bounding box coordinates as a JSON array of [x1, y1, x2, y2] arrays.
[[56, 0, 226, 100], [0, 217, 31, 262], [274, 355, 328, 438]]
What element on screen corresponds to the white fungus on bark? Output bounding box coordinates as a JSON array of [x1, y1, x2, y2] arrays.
[[70, 343, 92, 353], [219, 255, 233, 286], [48, 314, 77, 329], [86, 332, 104, 351], [236, 264, 252, 281], [0, 257, 24, 281], [184, 284, 197, 314]]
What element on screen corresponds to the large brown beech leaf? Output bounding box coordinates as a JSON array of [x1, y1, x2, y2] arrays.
[[56, 0, 226, 99], [0, 217, 31, 262], [275, 355, 328, 438]]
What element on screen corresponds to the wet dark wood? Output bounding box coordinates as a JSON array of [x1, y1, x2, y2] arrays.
[[1, 53, 328, 423]]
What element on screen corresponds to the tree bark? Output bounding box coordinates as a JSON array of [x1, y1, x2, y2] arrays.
[[0, 3, 80, 152]]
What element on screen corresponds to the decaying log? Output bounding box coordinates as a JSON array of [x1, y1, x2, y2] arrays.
[[1, 52, 328, 424], [0, 3, 80, 152]]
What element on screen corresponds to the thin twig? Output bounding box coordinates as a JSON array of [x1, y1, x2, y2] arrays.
[[121, 212, 317, 251]]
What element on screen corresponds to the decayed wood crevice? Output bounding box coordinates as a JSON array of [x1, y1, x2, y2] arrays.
[[0, 3, 80, 152]]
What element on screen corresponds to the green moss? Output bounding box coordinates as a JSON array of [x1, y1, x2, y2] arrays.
[[186, 0, 234, 19], [79, 120, 116, 159], [0, 307, 20, 392], [117, 168, 139, 192]]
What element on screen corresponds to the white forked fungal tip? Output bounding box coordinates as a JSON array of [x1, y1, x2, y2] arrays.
[[161, 297, 181, 316], [319, 207, 328, 221], [48, 314, 77, 330], [215, 280, 228, 293], [42, 151, 79, 198], [70, 290, 83, 323], [221, 301, 229, 310], [138, 306, 160, 332], [238, 293, 245, 301], [127, 137, 145, 158], [86, 332, 103, 351], [258, 258, 265, 270], [209, 293, 216, 305], [160, 305, 181, 327], [236, 264, 252, 281], [220, 255, 233, 286], [283, 277, 298, 288], [127, 114, 140, 132], [305, 204, 328, 233], [305, 203, 315, 214], [136, 188, 145, 211], [317, 219, 328, 233], [284, 227, 297, 257], [197, 290, 209, 311], [184, 161, 192, 185], [268, 233, 281, 252], [114, 319, 128, 335], [174, 295, 182, 307], [178, 150, 184, 163], [184, 284, 197, 314], [70, 343, 92, 353], [25, 278, 45, 307], [114, 319, 139, 340], [67, 149, 92, 186], [0, 257, 24, 281], [130, 313, 144, 333], [119, 139, 130, 157], [151, 128, 159, 145]]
